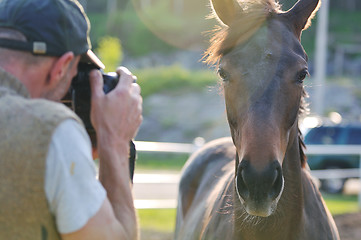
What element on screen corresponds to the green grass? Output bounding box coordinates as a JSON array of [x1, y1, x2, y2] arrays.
[[138, 208, 176, 233], [135, 152, 189, 171], [323, 194, 359, 215], [96, 152, 189, 171]]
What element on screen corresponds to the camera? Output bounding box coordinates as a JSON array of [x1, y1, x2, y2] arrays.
[[62, 62, 118, 131], [62, 62, 136, 181]]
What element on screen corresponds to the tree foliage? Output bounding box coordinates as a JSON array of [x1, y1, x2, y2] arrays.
[[95, 36, 123, 71]]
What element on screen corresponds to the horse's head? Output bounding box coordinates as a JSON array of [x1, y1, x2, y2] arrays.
[[207, 0, 320, 217]]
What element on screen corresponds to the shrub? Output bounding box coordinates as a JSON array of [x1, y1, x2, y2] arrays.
[[95, 36, 123, 71], [134, 65, 218, 98]]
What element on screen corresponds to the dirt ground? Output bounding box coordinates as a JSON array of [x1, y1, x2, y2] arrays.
[[141, 212, 361, 240], [334, 211, 361, 240]]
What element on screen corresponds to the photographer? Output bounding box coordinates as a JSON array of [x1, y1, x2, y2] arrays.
[[0, 0, 142, 240]]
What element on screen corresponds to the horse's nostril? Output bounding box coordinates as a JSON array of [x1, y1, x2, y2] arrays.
[[236, 162, 250, 201], [269, 165, 284, 200], [271, 169, 278, 186], [236, 160, 284, 202]]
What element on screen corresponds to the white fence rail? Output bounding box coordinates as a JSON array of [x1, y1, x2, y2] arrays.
[[133, 141, 361, 207], [311, 168, 359, 179], [306, 144, 361, 207], [134, 141, 196, 153], [306, 145, 361, 155]]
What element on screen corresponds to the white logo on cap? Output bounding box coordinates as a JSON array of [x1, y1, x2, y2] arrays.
[[33, 42, 47, 54]]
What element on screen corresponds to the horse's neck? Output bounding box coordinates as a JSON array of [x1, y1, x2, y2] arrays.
[[233, 125, 305, 239], [279, 124, 305, 223], [282, 124, 305, 206], [283, 124, 304, 184]]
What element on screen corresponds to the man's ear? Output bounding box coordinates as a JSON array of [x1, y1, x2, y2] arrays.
[[46, 51, 75, 87]]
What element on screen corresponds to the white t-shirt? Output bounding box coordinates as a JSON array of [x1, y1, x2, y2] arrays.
[[44, 119, 106, 234]]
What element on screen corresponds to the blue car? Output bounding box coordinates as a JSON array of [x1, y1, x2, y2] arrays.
[[304, 125, 361, 193]]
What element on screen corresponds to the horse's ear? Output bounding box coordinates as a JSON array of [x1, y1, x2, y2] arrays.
[[210, 0, 242, 26], [283, 0, 321, 36]]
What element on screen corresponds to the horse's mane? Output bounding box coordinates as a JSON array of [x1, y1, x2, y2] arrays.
[[205, 0, 283, 65], [205, 0, 309, 168], [299, 89, 309, 168]]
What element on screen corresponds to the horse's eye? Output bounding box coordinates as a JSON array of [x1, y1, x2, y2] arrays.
[[217, 68, 229, 82], [297, 69, 309, 83]]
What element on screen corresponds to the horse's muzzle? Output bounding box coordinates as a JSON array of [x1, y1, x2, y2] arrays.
[[235, 159, 284, 217]]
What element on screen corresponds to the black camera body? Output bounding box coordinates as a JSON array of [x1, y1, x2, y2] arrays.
[[65, 62, 118, 131], [62, 62, 136, 181]]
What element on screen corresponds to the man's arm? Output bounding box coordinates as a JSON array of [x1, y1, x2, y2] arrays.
[[61, 199, 131, 240], [62, 67, 142, 240]]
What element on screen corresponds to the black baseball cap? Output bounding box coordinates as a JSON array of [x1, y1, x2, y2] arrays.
[[0, 0, 105, 69]]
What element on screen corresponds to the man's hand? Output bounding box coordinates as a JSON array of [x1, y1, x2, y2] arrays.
[[89, 67, 142, 150]]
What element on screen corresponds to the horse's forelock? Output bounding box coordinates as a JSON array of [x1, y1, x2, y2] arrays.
[[204, 0, 283, 65]]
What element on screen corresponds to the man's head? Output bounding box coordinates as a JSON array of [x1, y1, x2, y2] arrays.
[[0, 0, 104, 100]]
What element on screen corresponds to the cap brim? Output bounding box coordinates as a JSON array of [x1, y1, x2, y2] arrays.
[[81, 49, 105, 69]]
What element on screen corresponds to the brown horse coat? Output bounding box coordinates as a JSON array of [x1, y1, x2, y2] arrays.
[[175, 138, 339, 239], [175, 0, 340, 239]]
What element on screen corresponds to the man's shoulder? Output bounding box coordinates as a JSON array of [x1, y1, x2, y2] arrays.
[[30, 98, 79, 122], [1, 94, 82, 133], [31, 99, 84, 133]]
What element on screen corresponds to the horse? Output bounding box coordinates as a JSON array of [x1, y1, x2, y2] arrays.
[[174, 0, 340, 239]]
